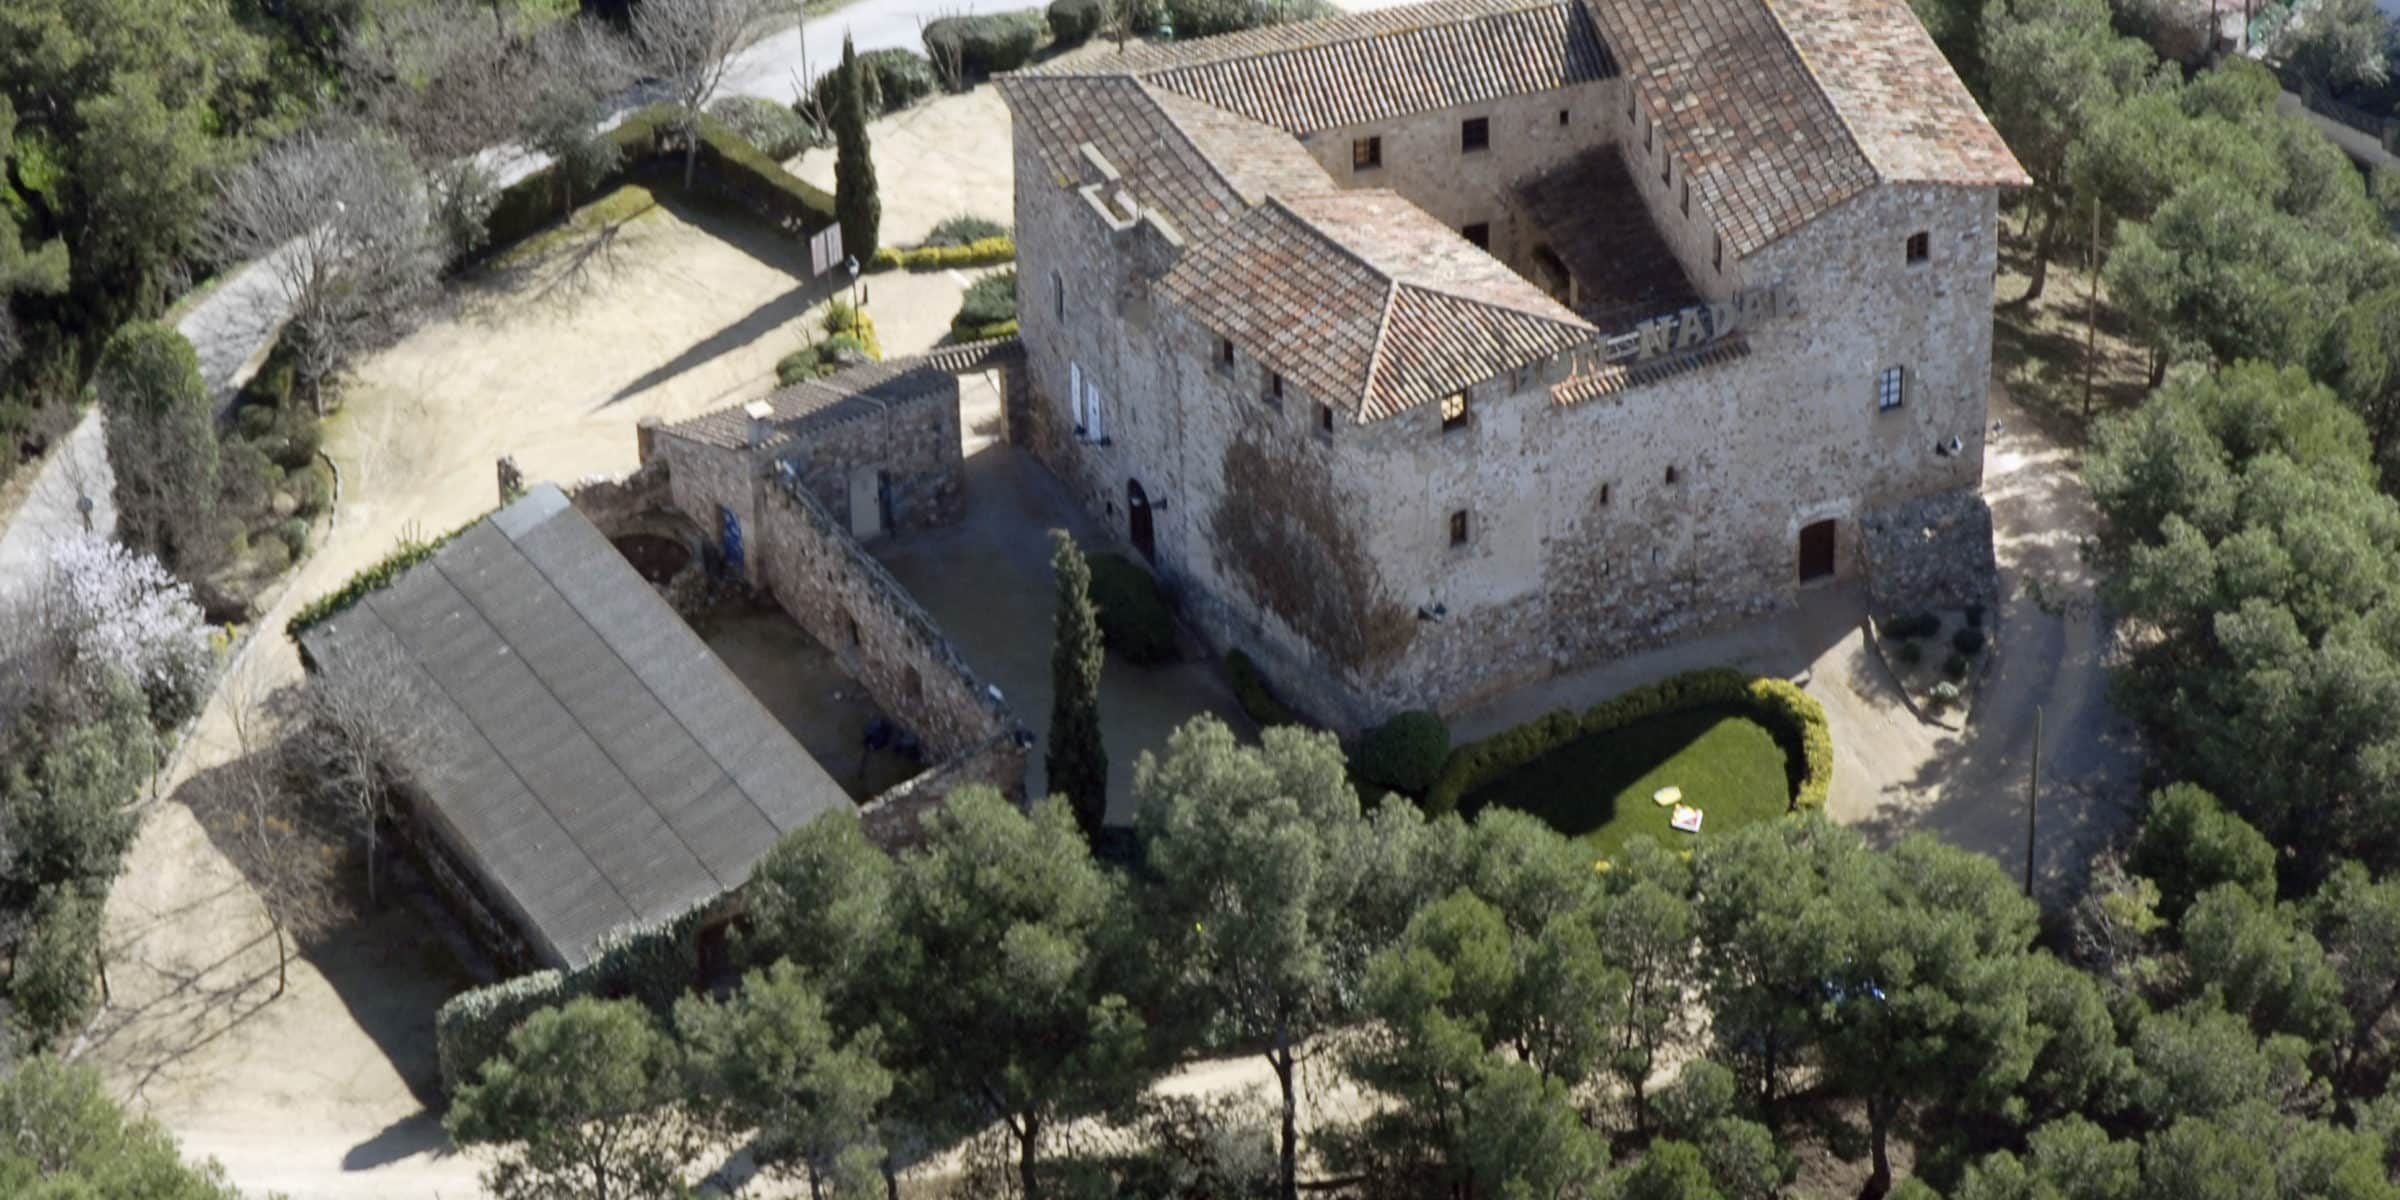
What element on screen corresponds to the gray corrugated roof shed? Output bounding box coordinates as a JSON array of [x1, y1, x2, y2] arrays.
[[300, 484, 845, 969]]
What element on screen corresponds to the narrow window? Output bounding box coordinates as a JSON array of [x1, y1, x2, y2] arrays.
[[1461, 117, 1490, 153], [1712, 234, 1723, 273], [1440, 392, 1468, 432], [1626, 90, 1636, 120], [1645, 117, 1654, 155], [844, 612, 861, 645], [1680, 179, 1690, 217], [1268, 373, 1284, 408], [1599, 482, 1612, 506], [1051, 270, 1064, 321], [1664, 465, 1680, 485], [1905, 231, 1930, 264], [1877, 366, 1906, 411], [1317, 403, 1335, 436], [1353, 135, 1382, 170], [1462, 222, 1491, 250], [1449, 510, 1471, 546], [903, 665, 923, 703], [1558, 108, 1570, 126], [1218, 336, 1235, 369], [1661, 154, 1671, 186]]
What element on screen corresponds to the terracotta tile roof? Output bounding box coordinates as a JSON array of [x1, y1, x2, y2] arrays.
[[1550, 336, 1751, 407], [1773, 0, 2029, 189], [661, 339, 1025, 451], [1586, 0, 2026, 258], [1159, 191, 1592, 422], [1020, 0, 1615, 134]]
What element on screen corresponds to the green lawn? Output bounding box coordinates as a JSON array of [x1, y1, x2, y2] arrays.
[[1462, 704, 1793, 860]]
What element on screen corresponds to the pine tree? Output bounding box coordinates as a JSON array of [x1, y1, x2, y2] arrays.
[[832, 36, 880, 262], [1047, 530, 1107, 841]]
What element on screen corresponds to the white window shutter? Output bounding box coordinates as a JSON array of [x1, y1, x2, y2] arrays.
[[1070, 362, 1085, 433]]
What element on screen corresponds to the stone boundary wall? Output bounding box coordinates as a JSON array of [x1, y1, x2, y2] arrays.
[[757, 467, 1026, 770], [778, 386, 965, 534], [858, 729, 1028, 848], [1859, 487, 1999, 618], [564, 458, 676, 530]]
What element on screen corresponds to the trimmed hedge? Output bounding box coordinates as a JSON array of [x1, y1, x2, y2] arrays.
[[286, 516, 482, 642], [923, 11, 1047, 80], [1166, 0, 1339, 37], [1356, 710, 1449, 797], [925, 215, 1010, 247], [1228, 648, 1305, 728], [434, 905, 712, 1094], [867, 236, 1015, 272], [960, 318, 1020, 341], [1049, 0, 1106, 44], [480, 104, 834, 261], [1088, 552, 1177, 665], [1427, 668, 1833, 817], [810, 48, 941, 120], [709, 94, 814, 159]]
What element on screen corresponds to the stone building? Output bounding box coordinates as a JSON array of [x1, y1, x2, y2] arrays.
[[999, 0, 2028, 727]]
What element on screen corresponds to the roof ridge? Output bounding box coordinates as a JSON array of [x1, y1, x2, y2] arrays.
[[1361, 278, 1404, 421], [1395, 279, 1593, 337], [1753, 0, 1881, 186], [1014, 0, 1569, 78], [1143, 0, 1571, 79], [1140, 82, 1282, 207], [1274, 190, 1593, 329]]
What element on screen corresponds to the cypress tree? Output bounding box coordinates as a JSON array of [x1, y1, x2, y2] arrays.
[[1046, 530, 1108, 841], [832, 36, 881, 262]]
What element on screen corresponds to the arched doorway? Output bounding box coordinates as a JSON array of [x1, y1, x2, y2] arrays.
[[1127, 479, 1155, 563], [1797, 519, 1837, 583]]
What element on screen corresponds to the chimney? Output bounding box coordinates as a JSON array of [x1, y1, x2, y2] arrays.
[[744, 399, 775, 449]]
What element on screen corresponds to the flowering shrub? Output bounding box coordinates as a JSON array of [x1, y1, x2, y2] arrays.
[[38, 535, 212, 726]]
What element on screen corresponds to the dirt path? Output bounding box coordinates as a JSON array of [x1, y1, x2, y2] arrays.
[[84, 192, 971, 1198]]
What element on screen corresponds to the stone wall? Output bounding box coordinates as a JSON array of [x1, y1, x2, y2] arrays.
[[754, 468, 1024, 767], [565, 457, 676, 531], [857, 730, 1028, 849], [1859, 488, 2000, 618], [775, 387, 965, 536]]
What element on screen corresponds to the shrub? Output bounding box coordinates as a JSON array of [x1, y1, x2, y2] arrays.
[[1166, 0, 1338, 37], [1942, 652, 1970, 680], [1356, 710, 1449, 796], [435, 968, 584, 1094], [235, 403, 276, 441], [708, 94, 814, 160], [952, 270, 1017, 337], [1883, 611, 1941, 640], [1951, 626, 1986, 656], [1087, 552, 1177, 664], [691, 109, 838, 235], [1927, 681, 1961, 709], [1427, 668, 1833, 816], [1049, 0, 1105, 45], [822, 299, 865, 335], [868, 235, 1015, 272], [11, 887, 102, 1050], [1227, 648, 1305, 728], [1894, 639, 1923, 666], [271, 405, 322, 472], [922, 11, 1047, 81], [1964, 602, 1987, 628], [961, 318, 1019, 341], [863, 48, 939, 112], [820, 333, 874, 365], [926, 214, 1011, 247], [776, 346, 821, 385], [288, 462, 334, 518], [275, 517, 311, 560]]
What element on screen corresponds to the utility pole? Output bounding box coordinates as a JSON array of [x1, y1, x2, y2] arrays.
[[2025, 705, 2043, 899], [2083, 197, 2100, 421]]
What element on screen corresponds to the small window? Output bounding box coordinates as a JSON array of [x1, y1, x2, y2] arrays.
[[1712, 234, 1723, 273], [1680, 179, 1690, 217], [1599, 483, 1612, 506], [1462, 222, 1491, 250], [1661, 154, 1671, 186], [1317, 403, 1335, 435], [1052, 270, 1064, 321], [1353, 135, 1382, 171], [1664, 465, 1680, 485], [1558, 109, 1570, 126], [1218, 336, 1235, 368], [844, 612, 862, 645], [1645, 117, 1654, 155], [1905, 231, 1930, 264], [1877, 366, 1905, 411], [1449, 510, 1471, 546], [1440, 392, 1468, 432], [1626, 91, 1636, 120], [1268, 373, 1284, 407], [1461, 117, 1490, 153]]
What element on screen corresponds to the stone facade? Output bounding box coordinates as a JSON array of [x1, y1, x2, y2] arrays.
[[1004, 0, 2019, 730], [1859, 488, 2001, 618]]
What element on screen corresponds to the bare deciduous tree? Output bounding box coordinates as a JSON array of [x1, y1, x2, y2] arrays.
[[217, 681, 343, 998], [288, 639, 444, 905], [202, 126, 448, 409], [342, 0, 534, 166], [631, 0, 803, 189], [520, 18, 636, 218]]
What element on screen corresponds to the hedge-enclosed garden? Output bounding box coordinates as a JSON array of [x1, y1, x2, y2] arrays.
[[1430, 668, 1832, 858]]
